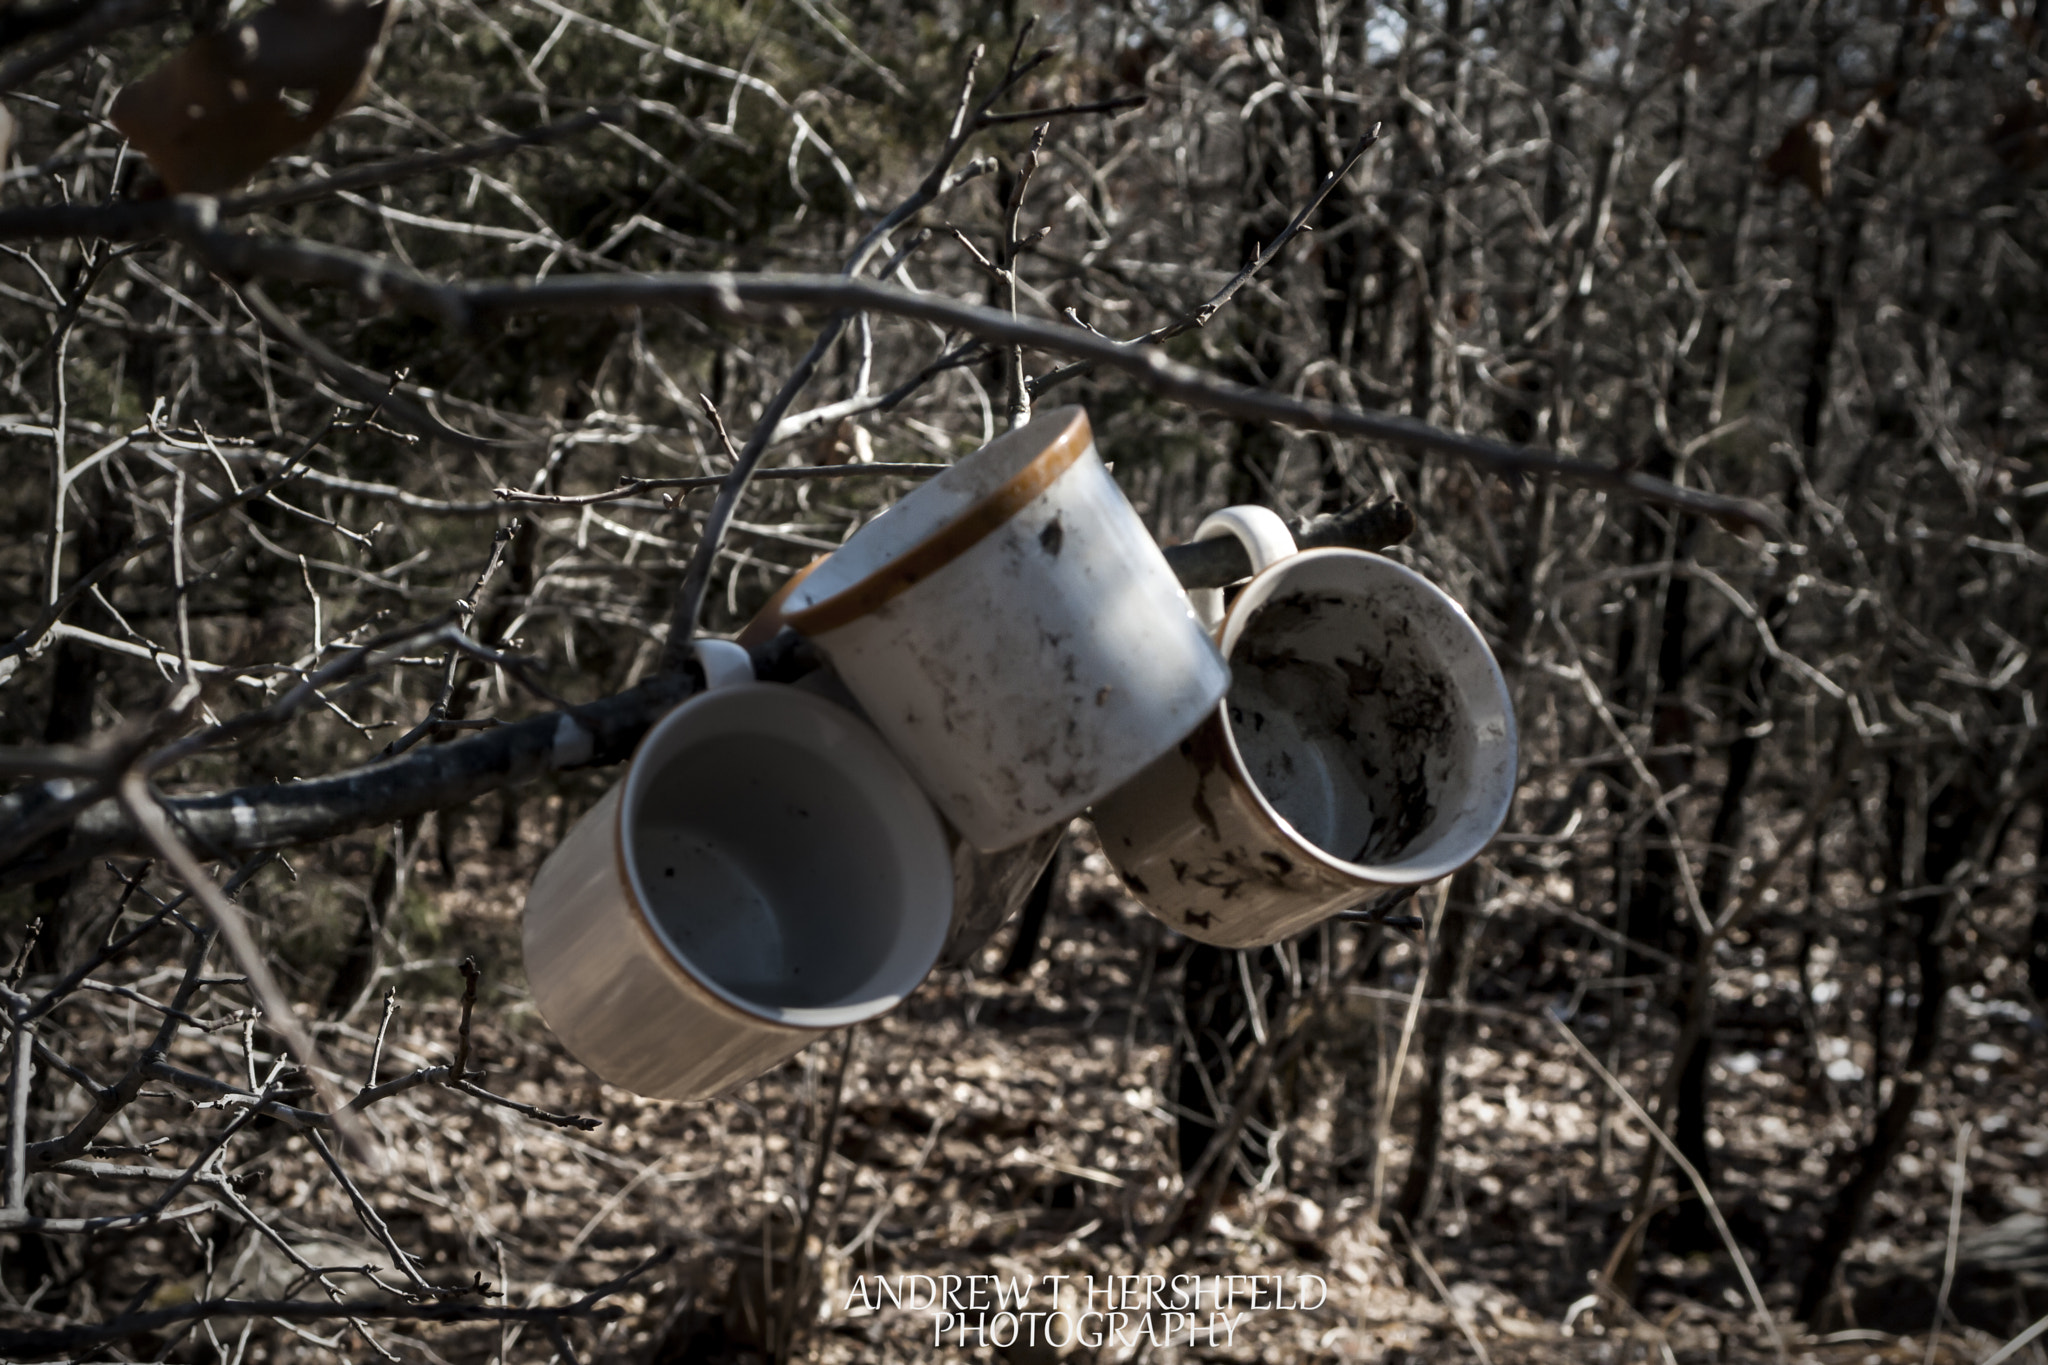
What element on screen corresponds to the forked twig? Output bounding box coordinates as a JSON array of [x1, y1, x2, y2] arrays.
[[114, 771, 368, 1161], [1031, 122, 1385, 397]]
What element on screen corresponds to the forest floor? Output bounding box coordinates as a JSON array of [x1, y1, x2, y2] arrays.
[[10, 795, 2044, 1365]]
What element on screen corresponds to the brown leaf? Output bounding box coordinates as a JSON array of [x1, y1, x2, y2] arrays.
[[1671, 4, 1719, 72], [109, 0, 398, 195], [810, 414, 873, 467], [1763, 115, 1834, 204], [1987, 80, 2048, 173]]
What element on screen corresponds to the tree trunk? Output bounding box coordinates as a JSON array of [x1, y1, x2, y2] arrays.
[[1796, 765, 2003, 1321]]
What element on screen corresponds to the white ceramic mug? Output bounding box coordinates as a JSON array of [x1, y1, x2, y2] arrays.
[[736, 569, 1066, 970], [522, 640, 955, 1101], [780, 407, 1230, 853], [1090, 510, 1518, 949]]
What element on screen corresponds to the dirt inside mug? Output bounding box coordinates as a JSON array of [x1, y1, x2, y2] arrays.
[[1091, 547, 1517, 949]]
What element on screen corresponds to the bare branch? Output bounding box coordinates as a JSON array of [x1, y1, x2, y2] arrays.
[[490, 461, 946, 508], [449, 957, 480, 1081], [1028, 122, 1384, 396], [115, 772, 367, 1157], [229, 107, 622, 215], [0, 494, 1447, 883], [975, 93, 1147, 126], [170, 224, 1776, 530]]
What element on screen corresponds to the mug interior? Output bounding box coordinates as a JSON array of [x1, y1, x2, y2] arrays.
[[1221, 550, 1515, 881], [622, 686, 952, 1027]]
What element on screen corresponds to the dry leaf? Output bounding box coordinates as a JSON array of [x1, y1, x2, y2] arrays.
[[109, 0, 398, 195], [1987, 80, 2048, 173], [811, 414, 874, 466], [1671, 4, 1719, 72], [1764, 115, 1834, 204]]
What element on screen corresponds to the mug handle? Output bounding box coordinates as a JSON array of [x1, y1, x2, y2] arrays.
[[693, 638, 755, 691], [1189, 505, 1297, 630]]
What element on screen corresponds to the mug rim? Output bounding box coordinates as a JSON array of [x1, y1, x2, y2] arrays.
[[612, 682, 954, 1029], [1212, 547, 1518, 885], [781, 406, 1093, 636]]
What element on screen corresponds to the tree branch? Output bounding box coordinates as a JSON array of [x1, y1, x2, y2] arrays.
[[0, 108, 620, 239], [0, 495, 1416, 885], [172, 227, 1777, 531]]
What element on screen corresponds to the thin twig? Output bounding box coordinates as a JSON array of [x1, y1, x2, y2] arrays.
[[1030, 122, 1384, 396], [450, 1079, 602, 1131], [490, 461, 946, 507], [1548, 1012, 1787, 1365], [114, 771, 367, 1160], [1393, 1212, 1495, 1365], [227, 108, 622, 215], [775, 1028, 856, 1363], [998, 123, 1049, 428], [5, 917, 40, 985], [1372, 883, 1444, 1223], [301, 1128, 445, 1294], [976, 93, 1147, 125], [1925, 1119, 1973, 1365], [1978, 1313, 2048, 1365], [700, 393, 741, 465], [4, 1008, 30, 1208], [17, 856, 254, 1011], [652, 40, 1009, 675], [450, 957, 481, 1082], [2, 411, 336, 670], [182, 234, 1778, 530], [1147, 1001, 1309, 1245], [385, 533, 519, 757], [366, 988, 398, 1091]]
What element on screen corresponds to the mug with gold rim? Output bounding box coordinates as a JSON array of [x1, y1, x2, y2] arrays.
[[781, 406, 1230, 853]]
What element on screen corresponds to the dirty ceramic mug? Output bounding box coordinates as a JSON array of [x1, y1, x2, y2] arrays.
[[780, 406, 1230, 853], [791, 661, 1063, 969], [1090, 510, 1518, 949], [737, 569, 1067, 972], [522, 639, 955, 1101]]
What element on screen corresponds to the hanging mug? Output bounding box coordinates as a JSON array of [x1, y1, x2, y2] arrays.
[[1091, 508, 1518, 948], [780, 407, 1230, 852], [523, 640, 955, 1101]]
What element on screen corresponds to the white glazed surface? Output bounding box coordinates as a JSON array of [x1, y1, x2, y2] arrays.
[[785, 410, 1230, 852], [1222, 554, 1513, 877], [1091, 549, 1516, 948], [1189, 504, 1297, 630], [787, 664, 1063, 968], [522, 682, 953, 1100]]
